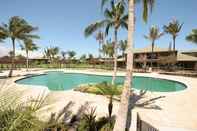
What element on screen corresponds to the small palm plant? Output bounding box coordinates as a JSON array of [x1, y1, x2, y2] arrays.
[[82, 108, 97, 131], [20, 39, 39, 71], [96, 82, 120, 127]]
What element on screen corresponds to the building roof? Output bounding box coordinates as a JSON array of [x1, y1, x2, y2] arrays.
[[134, 45, 171, 53], [177, 53, 197, 61], [182, 49, 197, 53], [29, 57, 49, 60]]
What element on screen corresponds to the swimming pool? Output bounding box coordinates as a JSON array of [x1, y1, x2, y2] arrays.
[[16, 71, 186, 92]]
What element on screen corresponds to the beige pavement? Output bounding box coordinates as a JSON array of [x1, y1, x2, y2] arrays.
[[0, 68, 197, 131]]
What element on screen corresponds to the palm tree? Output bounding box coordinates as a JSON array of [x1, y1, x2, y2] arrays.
[[67, 51, 76, 60], [67, 51, 76, 65], [50, 47, 59, 66], [186, 29, 197, 44], [85, 1, 128, 85], [144, 26, 163, 68], [0, 16, 39, 77], [95, 31, 105, 58], [101, 0, 155, 130], [61, 51, 67, 60], [20, 39, 39, 71], [44, 48, 52, 63], [51, 47, 59, 60], [80, 54, 87, 63], [0, 26, 7, 42], [61, 51, 67, 67], [96, 82, 120, 127], [102, 43, 114, 58], [163, 19, 183, 51], [119, 40, 127, 60]]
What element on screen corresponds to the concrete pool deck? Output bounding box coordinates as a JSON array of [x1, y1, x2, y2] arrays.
[[0, 68, 197, 131]]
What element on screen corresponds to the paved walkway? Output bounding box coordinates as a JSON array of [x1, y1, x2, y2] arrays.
[[0, 69, 197, 131]]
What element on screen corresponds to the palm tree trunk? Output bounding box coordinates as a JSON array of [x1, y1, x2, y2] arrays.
[[8, 38, 15, 77], [99, 40, 101, 58], [26, 50, 29, 71], [151, 41, 154, 68], [173, 36, 176, 51], [113, 0, 134, 130], [112, 29, 118, 85]]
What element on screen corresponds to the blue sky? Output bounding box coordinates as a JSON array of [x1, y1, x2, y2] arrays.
[[0, 0, 196, 57]]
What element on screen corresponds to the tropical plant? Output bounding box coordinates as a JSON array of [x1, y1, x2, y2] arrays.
[[20, 39, 39, 71], [67, 50, 76, 60], [81, 108, 97, 131], [85, 1, 128, 85], [88, 54, 94, 60], [119, 40, 127, 59], [101, 0, 155, 130], [186, 29, 197, 44], [61, 51, 67, 60], [80, 54, 87, 63], [50, 47, 59, 60], [144, 25, 163, 67], [44, 48, 52, 63], [102, 42, 114, 58], [96, 82, 120, 127], [0, 16, 39, 77], [0, 26, 7, 42], [163, 19, 183, 51], [0, 83, 48, 131]]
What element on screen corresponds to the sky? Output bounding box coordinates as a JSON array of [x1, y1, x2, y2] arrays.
[[0, 0, 196, 58]]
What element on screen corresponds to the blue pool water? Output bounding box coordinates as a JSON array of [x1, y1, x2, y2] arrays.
[[16, 71, 186, 92]]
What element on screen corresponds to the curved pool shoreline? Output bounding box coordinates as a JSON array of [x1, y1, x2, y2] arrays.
[[15, 71, 187, 92]]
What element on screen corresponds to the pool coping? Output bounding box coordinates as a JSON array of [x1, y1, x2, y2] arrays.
[[1, 69, 197, 130], [14, 70, 187, 94]]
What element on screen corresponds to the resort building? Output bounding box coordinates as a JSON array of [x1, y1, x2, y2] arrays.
[[134, 46, 197, 70], [118, 45, 197, 71]]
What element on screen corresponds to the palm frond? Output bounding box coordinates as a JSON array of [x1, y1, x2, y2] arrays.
[[84, 20, 109, 37], [186, 29, 197, 44]]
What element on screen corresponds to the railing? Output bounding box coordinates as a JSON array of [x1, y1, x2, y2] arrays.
[[137, 114, 159, 131]]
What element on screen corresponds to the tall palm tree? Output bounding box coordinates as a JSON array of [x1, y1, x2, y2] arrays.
[[67, 51, 76, 60], [163, 19, 183, 51], [44, 48, 52, 63], [61, 51, 67, 60], [119, 40, 127, 59], [95, 31, 104, 58], [20, 39, 39, 71], [101, 0, 155, 130], [0, 16, 39, 77], [61, 51, 67, 67], [144, 26, 163, 68], [186, 29, 197, 44], [85, 1, 128, 85], [50, 47, 59, 60]]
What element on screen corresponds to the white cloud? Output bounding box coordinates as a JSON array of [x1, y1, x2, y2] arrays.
[[16, 50, 43, 58], [0, 44, 43, 58], [0, 45, 10, 57]]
